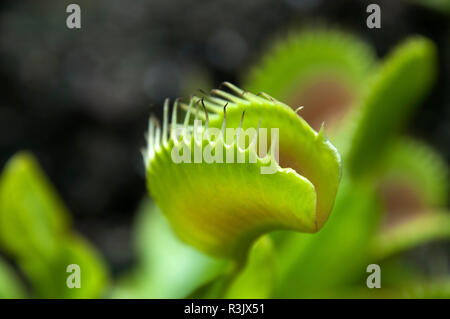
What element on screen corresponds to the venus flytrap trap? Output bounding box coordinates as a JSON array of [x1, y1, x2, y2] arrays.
[[371, 138, 450, 260], [187, 235, 278, 299], [244, 28, 377, 133], [158, 99, 278, 174], [376, 138, 448, 225], [144, 83, 342, 261]]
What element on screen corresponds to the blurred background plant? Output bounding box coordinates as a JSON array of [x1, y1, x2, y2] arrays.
[[0, 0, 448, 298]]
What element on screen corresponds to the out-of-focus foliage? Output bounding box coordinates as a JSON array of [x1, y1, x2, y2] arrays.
[[372, 212, 450, 260], [111, 200, 277, 299], [0, 153, 70, 259], [111, 199, 226, 298], [377, 138, 448, 210], [240, 30, 447, 298], [408, 0, 450, 14], [371, 138, 450, 260], [223, 235, 277, 299], [0, 257, 26, 298], [244, 29, 376, 134], [130, 29, 449, 299], [0, 152, 109, 298], [187, 237, 278, 299], [347, 37, 436, 178]]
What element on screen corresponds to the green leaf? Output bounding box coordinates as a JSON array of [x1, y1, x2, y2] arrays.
[[0, 152, 70, 259], [113, 200, 277, 299], [21, 235, 109, 298], [0, 257, 26, 298], [347, 37, 437, 177], [361, 278, 450, 299], [144, 83, 341, 260], [0, 152, 109, 298], [224, 235, 277, 299]]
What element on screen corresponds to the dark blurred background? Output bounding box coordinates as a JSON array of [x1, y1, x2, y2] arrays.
[[0, 0, 448, 275]]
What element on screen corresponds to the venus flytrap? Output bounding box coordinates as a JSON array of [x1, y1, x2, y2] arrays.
[[131, 32, 448, 299], [144, 83, 342, 261]]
